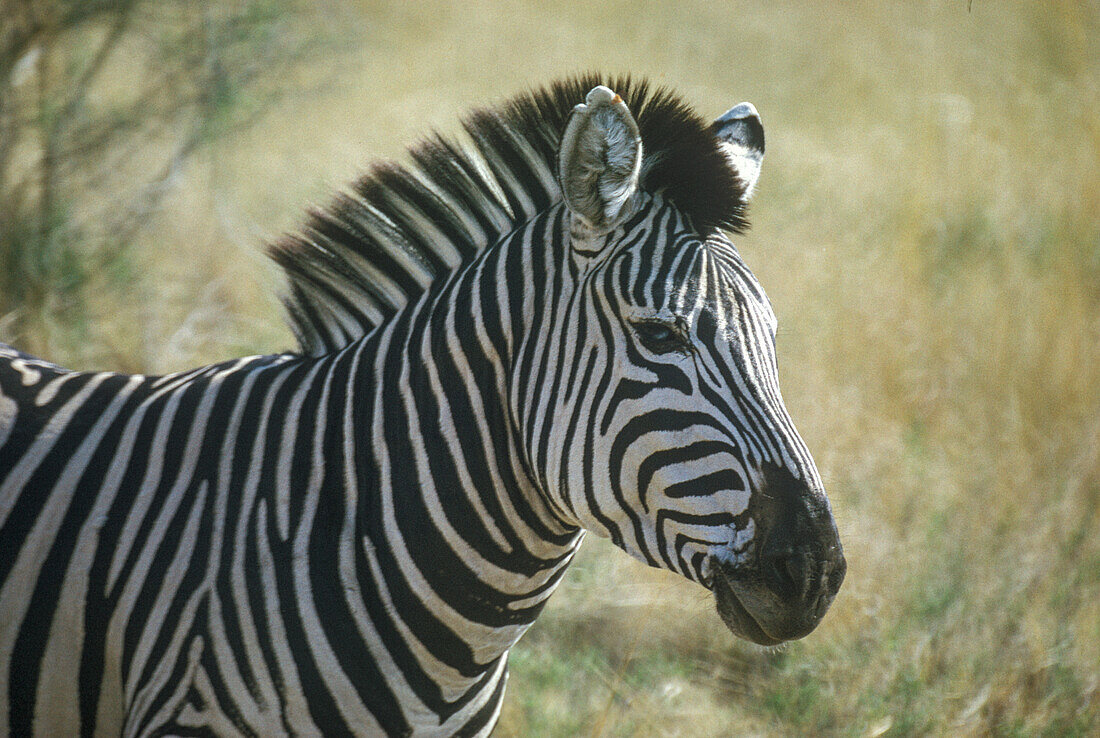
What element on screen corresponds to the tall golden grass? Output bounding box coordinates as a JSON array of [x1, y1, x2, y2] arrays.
[[5, 1, 1098, 735]]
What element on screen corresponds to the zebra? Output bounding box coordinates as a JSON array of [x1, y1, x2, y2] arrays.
[[0, 76, 845, 736]]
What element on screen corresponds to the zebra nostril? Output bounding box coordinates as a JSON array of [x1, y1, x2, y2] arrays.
[[764, 551, 801, 599], [828, 552, 847, 595]]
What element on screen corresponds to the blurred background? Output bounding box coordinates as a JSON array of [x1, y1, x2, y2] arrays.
[[2, 0, 1097, 734]]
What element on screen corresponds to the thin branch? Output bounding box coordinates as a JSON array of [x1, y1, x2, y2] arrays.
[[54, 0, 140, 134]]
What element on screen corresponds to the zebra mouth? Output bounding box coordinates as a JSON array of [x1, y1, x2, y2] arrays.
[[709, 560, 786, 646]]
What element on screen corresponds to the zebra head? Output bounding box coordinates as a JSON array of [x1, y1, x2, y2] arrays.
[[537, 85, 845, 645]]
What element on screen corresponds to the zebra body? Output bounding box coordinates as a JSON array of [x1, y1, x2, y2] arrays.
[[0, 78, 845, 736]]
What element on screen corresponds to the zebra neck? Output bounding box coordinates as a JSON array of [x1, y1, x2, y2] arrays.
[[340, 236, 583, 718]]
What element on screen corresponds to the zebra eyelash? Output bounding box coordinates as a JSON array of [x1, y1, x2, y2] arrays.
[[629, 318, 692, 355]]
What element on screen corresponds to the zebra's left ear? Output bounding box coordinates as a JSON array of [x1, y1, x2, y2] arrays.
[[712, 102, 765, 199], [559, 85, 643, 238]]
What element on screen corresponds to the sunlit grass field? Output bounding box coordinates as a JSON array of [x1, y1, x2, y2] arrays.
[[4, 1, 1098, 735]]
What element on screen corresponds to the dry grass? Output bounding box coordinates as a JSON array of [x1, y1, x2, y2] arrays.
[[5, 1, 1098, 735]]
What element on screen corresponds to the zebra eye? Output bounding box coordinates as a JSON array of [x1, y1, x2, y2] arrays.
[[631, 320, 688, 354]]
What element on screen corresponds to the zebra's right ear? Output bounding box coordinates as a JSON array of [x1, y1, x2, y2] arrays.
[[558, 86, 643, 238]]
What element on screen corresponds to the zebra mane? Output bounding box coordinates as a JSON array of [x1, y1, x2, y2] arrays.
[[269, 74, 749, 356]]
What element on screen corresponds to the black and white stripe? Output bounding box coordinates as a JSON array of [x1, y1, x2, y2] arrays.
[[0, 76, 843, 736]]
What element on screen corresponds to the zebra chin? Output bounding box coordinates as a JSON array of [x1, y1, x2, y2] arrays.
[[709, 557, 839, 646]]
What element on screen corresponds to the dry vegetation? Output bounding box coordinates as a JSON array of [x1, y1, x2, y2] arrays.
[[3, 1, 1098, 735]]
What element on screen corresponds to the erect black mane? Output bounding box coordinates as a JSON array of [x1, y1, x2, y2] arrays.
[[270, 74, 749, 356]]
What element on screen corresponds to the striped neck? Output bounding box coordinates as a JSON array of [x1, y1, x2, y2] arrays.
[[342, 207, 582, 728]]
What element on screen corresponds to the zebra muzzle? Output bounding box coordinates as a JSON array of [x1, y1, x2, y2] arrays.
[[708, 464, 846, 645]]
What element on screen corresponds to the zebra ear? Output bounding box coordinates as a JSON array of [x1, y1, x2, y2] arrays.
[[559, 86, 643, 236], [712, 102, 765, 199]]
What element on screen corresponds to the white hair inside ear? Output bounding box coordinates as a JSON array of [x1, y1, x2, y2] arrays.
[[558, 86, 643, 237], [713, 102, 765, 199]]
